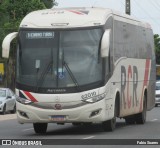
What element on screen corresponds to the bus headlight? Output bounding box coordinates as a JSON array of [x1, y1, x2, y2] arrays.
[[82, 93, 106, 103], [16, 97, 33, 105]]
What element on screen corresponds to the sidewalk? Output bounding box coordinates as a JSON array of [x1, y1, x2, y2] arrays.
[[0, 114, 17, 121]]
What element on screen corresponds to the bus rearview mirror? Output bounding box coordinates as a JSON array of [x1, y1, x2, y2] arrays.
[[2, 32, 18, 58], [101, 29, 111, 57]]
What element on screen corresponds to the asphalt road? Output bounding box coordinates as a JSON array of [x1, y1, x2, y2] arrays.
[[0, 107, 160, 148]]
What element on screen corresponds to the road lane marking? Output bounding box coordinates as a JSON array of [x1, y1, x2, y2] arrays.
[[150, 119, 158, 122], [22, 128, 34, 132], [82, 136, 95, 139]]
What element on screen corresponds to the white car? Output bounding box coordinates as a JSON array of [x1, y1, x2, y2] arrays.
[[0, 88, 16, 114], [155, 81, 160, 107]]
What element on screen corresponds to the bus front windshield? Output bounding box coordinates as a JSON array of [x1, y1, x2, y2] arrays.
[[17, 28, 103, 93]]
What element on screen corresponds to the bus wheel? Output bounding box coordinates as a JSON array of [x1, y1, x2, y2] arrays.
[[135, 94, 147, 124], [102, 117, 116, 132], [102, 102, 117, 131], [125, 116, 136, 125], [33, 123, 48, 134]]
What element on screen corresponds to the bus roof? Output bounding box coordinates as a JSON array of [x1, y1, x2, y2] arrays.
[[20, 7, 151, 29]]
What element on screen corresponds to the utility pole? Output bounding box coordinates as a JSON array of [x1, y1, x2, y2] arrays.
[[125, 0, 131, 15]]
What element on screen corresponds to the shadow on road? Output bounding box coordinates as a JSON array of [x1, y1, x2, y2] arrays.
[[25, 121, 128, 137]]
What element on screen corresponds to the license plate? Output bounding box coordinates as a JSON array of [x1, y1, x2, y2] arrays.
[[49, 115, 66, 121]]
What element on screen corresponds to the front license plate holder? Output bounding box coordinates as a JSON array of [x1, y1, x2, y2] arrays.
[[49, 115, 66, 121]]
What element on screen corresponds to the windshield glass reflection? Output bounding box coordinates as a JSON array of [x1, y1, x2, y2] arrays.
[[17, 28, 103, 91]]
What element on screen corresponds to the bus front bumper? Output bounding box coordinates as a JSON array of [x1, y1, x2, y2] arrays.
[[16, 100, 111, 124]]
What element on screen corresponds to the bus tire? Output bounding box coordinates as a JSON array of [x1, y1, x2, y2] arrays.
[[102, 118, 116, 132], [125, 116, 136, 125], [135, 94, 147, 124], [33, 123, 48, 134], [102, 100, 118, 132]]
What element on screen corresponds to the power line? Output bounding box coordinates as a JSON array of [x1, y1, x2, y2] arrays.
[[150, 0, 160, 12], [117, 0, 138, 19], [133, 0, 160, 24], [131, 0, 142, 18], [154, 0, 160, 8], [118, 0, 124, 12], [132, 0, 160, 34]]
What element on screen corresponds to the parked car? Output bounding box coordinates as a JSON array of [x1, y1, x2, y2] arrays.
[[155, 81, 160, 107], [0, 88, 16, 114]]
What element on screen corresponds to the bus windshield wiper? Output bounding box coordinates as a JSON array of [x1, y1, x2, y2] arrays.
[[63, 61, 81, 92], [35, 60, 52, 92], [61, 46, 81, 92]]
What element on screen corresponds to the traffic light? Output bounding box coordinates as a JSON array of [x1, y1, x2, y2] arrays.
[[126, 0, 131, 15]]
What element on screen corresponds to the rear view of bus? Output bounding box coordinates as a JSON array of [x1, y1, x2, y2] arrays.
[[2, 7, 155, 134]]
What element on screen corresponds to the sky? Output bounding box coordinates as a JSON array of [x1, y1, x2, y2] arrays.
[[55, 0, 160, 35]]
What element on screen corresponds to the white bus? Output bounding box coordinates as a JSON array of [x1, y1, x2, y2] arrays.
[[2, 7, 156, 133]]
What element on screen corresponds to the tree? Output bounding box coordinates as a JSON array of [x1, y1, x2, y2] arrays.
[[0, 0, 46, 56], [41, 0, 57, 8], [2, 0, 46, 25], [0, 0, 57, 89], [0, 0, 57, 56], [154, 34, 160, 64]]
